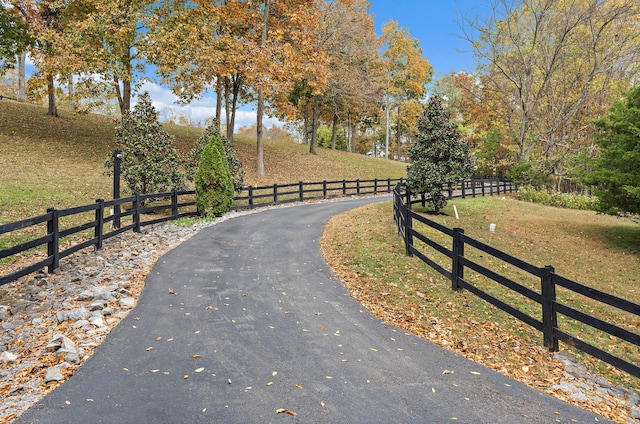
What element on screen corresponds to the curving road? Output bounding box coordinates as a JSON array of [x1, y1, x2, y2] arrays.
[[15, 197, 608, 423]]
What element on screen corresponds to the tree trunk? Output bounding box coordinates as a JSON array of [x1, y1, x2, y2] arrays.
[[224, 76, 231, 140], [17, 51, 26, 102], [330, 107, 338, 150], [302, 105, 309, 144], [256, 0, 270, 176], [228, 74, 241, 145], [215, 75, 222, 129], [257, 87, 266, 176], [396, 104, 402, 160], [68, 77, 75, 110], [47, 74, 57, 117], [384, 95, 390, 158], [309, 95, 319, 155]]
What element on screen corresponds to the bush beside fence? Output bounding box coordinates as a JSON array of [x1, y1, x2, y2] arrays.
[[393, 182, 640, 379]]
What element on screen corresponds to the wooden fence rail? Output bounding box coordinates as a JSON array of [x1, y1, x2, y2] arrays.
[[393, 182, 640, 378], [1, 178, 403, 287]]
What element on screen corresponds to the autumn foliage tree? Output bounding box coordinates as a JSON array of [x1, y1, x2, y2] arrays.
[[463, 0, 640, 190]]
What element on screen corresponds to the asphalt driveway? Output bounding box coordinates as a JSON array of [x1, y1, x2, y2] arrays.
[[15, 197, 608, 423]]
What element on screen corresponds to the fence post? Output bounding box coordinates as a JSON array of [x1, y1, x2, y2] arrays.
[[452, 228, 465, 291], [387, 178, 391, 193], [323, 180, 327, 199], [95, 199, 104, 251], [113, 149, 122, 229], [298, 181, 304, 202], [342, 179, 347, 196], [172, 191, 179, 219], [481, 178, 486, 196], [47, 208, 59, 273], [541, 265, 559, 351], [356, 179, 361, 195], [472, 178, 476, 198], [490, 178, 494, 196], [447, 183, 453, 199], [404, 191, 414, 257], [248, 186, 254, 209], [461, 180, 466, 199], [133, 193, 141, 233], [374, 178, 378, 195], [421, 193, 426, 208], [497, 179, 501, 195]]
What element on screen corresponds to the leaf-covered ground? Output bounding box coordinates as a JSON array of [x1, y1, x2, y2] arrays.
[[321, 200, 638, 423]]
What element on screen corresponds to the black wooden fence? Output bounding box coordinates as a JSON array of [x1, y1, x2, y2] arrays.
[[0, 178, 402, 287], [393, 182, 640, 378]]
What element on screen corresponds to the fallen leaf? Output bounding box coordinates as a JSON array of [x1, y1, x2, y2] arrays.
[[192, 354, 201, 359], [266, 382, 273, 386], [183, 375, 189, 380], [228, 379, 232, 384], [122, 368, 129, 371], [168, 288, 176, 295], [155, 337, 162, 341], [86, 399, 93, 402], [295, 383, 303, 389], [442, 370, 454, 375], [320, 401, 325, 407], [276, 409, 297, 416], [146, 347, 153, 351], [149, 370, 159, 373], [470, 371, 481, 375], [326, 376, 333, 379], [195, 368, 205, 373], [65, 400, 70, 405], [272, 371, 278, 376]]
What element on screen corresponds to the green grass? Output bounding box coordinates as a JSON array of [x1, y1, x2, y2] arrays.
[[323, 197, 640, 395], [0, 101, 406, 263]]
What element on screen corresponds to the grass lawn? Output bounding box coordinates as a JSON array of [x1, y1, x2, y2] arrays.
[[322, 197, 639, 422]]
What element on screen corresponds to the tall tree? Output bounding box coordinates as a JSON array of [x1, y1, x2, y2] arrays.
[[463, 0, 640, 188], [407, 96, 472, 213], [380, 20, 433, 159], [65, 0, 152, 117]]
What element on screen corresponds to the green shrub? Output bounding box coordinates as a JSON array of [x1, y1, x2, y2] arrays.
[[195, 133, 234, 218], [517, 186, 597, 210], [105, 92, 186, 197], [185, 121, 244, 192]]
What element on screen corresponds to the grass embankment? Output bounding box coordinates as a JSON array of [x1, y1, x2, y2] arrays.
[[322, 197, 639, 422], [0, 102, 405, 226], [0, 101, 405, 257]]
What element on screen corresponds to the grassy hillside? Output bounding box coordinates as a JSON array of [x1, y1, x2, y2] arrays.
[[0, 101, 405, 224]]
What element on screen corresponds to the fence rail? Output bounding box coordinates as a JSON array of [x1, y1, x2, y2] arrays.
[[393, 182, 640, 379], [1, 178, 402, 287]]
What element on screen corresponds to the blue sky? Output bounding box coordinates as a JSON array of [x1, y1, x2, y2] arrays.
[[369, 0, 486, 77]]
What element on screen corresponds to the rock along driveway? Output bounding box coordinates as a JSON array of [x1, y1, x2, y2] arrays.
[[15, 197, 608, 424]]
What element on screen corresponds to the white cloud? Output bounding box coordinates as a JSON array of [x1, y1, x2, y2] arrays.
[[136, 80, 284, 129]]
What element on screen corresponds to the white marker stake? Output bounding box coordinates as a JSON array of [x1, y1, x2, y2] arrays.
[[453, 205, 459, 220]]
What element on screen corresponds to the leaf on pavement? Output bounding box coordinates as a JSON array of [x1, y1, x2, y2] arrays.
[[276, 409, 297, 416]]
